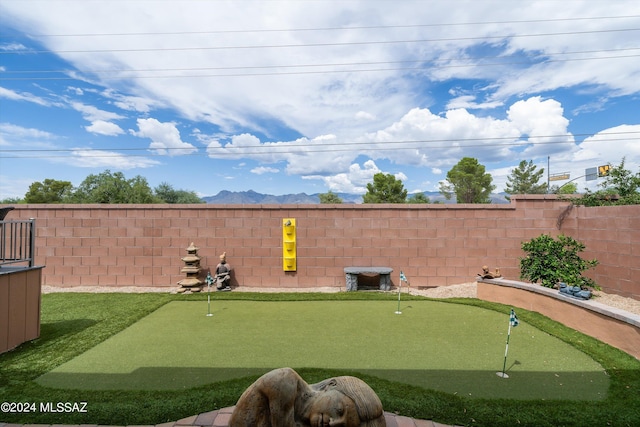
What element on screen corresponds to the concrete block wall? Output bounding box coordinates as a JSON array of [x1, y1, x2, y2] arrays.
[[561, 204, 640, 299], [2, 195, 637, 299]]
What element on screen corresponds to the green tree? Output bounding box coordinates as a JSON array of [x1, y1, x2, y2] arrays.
[[573, 158, 640, 206], [69, 170, 156, 203], [551, 181, 578, 194], [363, 173, 407, 203], [520, 234, 599, 289], [154, 182, 203, 203], [600, 157, 640, 199], [0, 197, 23, 204], [318, 191, 343, 204], [504, 160, 547, 200], [439, 157, 495, 203], [407, 192, 430, 203], [23, 179, 73, 203]]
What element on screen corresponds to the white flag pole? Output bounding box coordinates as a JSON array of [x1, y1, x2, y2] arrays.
[[205, 271, 213, 317], [396, 271, 408, 314], [497, 309, 518, 378], [395, 279, 402, 314]]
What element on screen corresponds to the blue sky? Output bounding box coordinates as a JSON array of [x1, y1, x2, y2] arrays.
[[1, 0, 639, 199]]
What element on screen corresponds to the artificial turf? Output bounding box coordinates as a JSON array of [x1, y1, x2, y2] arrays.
[[2, 292, 639, 426], [36, 299, 608, 400]]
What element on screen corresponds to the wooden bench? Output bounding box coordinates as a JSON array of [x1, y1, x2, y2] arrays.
[[344, 267, 393, 291]]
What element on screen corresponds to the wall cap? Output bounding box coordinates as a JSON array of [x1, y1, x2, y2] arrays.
[[478, 278, 640, 328]]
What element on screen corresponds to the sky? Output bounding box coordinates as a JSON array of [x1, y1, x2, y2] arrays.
[[1, 0, 639, 200]]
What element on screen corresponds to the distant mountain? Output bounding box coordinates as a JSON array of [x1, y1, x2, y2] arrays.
[[202, 190, 510, 204]]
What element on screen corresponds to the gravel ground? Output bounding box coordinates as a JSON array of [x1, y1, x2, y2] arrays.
[[42, 282, 640, 316]]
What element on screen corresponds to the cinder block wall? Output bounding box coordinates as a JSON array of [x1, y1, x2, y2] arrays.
[[561, 204, 640, 298], [3, 195, 638, 299]]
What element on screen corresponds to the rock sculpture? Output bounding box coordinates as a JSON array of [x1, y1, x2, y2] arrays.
[[177, 242, 203, 293], [479, 265, 502, 279], [229, 367, 386, 427], [215, 251, 232, 291]]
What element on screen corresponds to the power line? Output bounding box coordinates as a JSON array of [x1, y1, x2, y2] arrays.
[[2, 51, 638, 81], [3, 14, 638, 38], [1, 132, 638, 159], [2, 28, 639, 55], [3, 47, 638, 76]]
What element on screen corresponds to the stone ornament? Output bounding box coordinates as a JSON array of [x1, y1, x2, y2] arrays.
[[215, 251, 232, 291], [229, 367, 386, 426], [177, 242, 203, 293], [479, 265, 502, 279]]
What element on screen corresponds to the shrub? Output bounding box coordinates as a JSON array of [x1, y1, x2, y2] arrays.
[[520, 234, 599, 289]]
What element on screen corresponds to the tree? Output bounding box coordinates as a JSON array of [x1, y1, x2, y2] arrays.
[[154, 182, 204, 203], [551, 181, 578, 194], [520, 234, 599, 289], [573, 158, 640, 206], [23, 179, 73, 203], [318, 191, 343, 204], [362, 173, 407, 203], [504, 160, 547, 200], [0, 197, 23, 204], [407, 192, 430, 204], [439, 157, 495, 203], [600, 157, 640, 199], [69, 170, 156, 203]]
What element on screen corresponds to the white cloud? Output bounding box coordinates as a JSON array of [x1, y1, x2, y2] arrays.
[[0, 122, 57, 146], [0, 175, 36, 199], [69, 101, 127, 137], [0, 42, 27, 52], [0, 86, 54, 107], [131, 118, 198, 156], [355, 111, 376, 121], [197, 96, 586, 192], [62, 149, 160, 169], [2, 1, 639, 197], [446, 95, 503, 110], [70, 101, 124, 123], [395, 171, 408, 181], [251, 166, 279, 175], [568, 125, 640, 172], [362, 105, 521, 167], [305, 160, 382, 194], [85, 120, 124, 136], [67, 86, 84, 96], [101, 89, 161, 113], [2, 1, 638, 143]]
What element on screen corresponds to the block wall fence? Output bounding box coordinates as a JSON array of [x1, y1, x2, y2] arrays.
[[2, 195, 638, 299]]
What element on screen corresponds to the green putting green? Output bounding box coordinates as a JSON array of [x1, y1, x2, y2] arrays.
[[37, 300, 608, 400]]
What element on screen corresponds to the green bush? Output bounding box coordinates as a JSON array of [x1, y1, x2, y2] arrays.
[[520, 234, 599, 289]]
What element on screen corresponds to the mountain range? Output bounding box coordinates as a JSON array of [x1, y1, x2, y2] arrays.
[[202, 190, 510, 204]]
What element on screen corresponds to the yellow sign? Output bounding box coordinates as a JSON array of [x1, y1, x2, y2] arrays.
[[549, 173, 570, 181], [598, 165, 610, 177]]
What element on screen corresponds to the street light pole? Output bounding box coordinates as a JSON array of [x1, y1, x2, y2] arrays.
[[547, 156, 550, 193]]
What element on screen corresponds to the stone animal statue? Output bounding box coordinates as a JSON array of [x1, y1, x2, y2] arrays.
[[229, 367, 386, 427]]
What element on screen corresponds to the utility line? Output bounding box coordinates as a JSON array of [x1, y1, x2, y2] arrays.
[[2, 28, 639, 55], [4, 47, 638, 76], [3, 14, 638, 38], [1, 133, 638, 159], [2, 52, 638, 81]]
